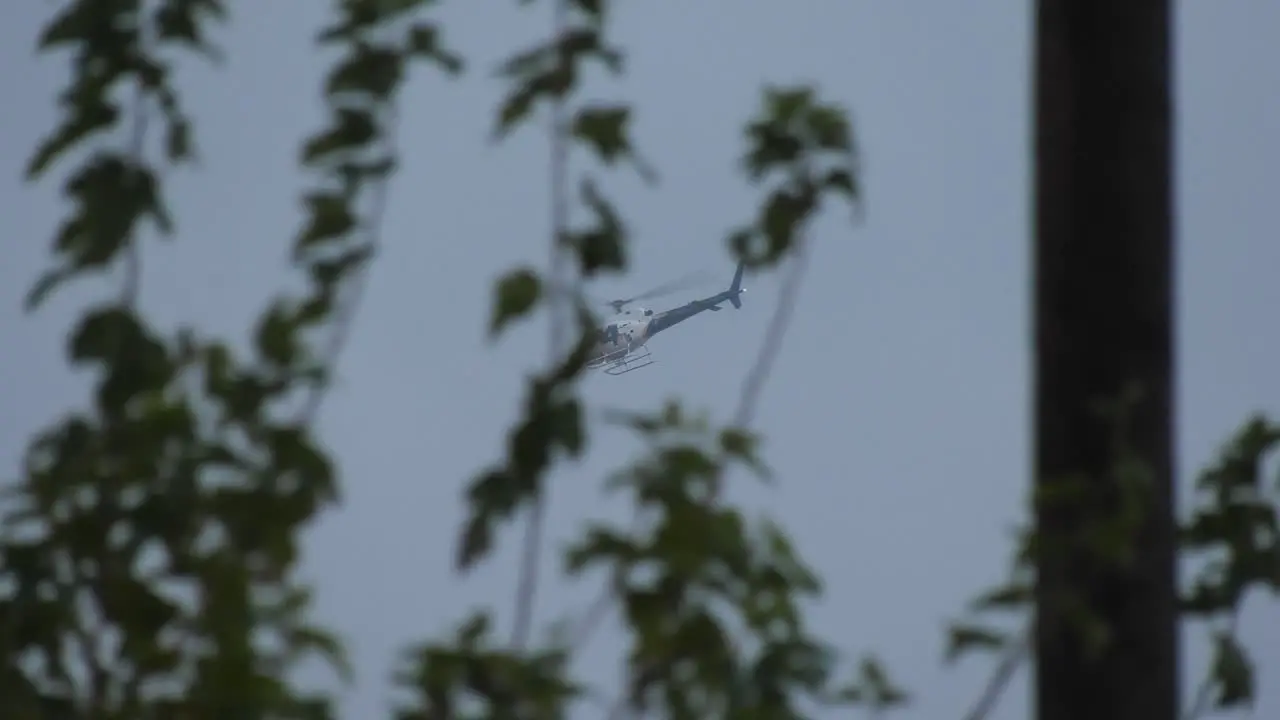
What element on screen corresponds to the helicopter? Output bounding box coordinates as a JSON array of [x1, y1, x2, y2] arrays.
[[586, 261, 746, 375]]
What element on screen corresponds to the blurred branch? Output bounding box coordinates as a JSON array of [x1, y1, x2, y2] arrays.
[[962, 627, 1029, 720], [733, 234, 812, 428], [121, 82, 149, 310], [295, 101, 400, 426], [512, 0, 573, 652], [1185, 611, 1239, 720], [569, 234, 815, 661]]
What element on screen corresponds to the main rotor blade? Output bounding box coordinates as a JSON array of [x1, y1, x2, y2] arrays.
[[607, 269, 712, 308]]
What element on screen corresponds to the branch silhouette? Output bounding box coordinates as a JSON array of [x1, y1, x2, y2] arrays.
[[571, 236, 816, 659], [962, 627, 1030, 720], [297, 102, 401, 427], [511, 0, 573, 652]]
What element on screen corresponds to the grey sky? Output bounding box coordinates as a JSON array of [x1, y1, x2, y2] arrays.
[[3, 2, 1277, 719]]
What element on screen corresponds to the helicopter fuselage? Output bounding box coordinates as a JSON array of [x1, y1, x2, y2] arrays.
[[586, 314, 652, 368]]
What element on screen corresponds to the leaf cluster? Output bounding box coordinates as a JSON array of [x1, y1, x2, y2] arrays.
[[5, 0, 463, 717], [945, 396, 1280, 719], [1180, 416, 1280, 713], [729, 86, 861, 269], [562, 404, 906, 718]]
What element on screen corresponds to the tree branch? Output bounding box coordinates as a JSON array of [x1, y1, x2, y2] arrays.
[[573, 234, 816, 705], [1185, 611, 1239, 720], [732, 234, 811, 429], [962, 627, 1029, 720], [296, 103, 400, 427], [512, 0, 573, 652], [121, 81, 150, 310]]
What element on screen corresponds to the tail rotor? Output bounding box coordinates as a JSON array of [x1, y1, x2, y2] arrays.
[[727, 261, 745, 309]]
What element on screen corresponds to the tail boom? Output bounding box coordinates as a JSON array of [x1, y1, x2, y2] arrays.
[[728, 261, 745, 309]]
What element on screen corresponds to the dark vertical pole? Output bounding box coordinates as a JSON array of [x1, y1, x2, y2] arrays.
[[1032, 2, 1177, 720]]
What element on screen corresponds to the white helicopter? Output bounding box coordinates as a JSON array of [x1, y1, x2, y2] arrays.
[[587, 262, 746, 375]]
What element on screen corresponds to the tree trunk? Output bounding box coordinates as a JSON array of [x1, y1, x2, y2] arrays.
[[1032, 2, 1177, 720]]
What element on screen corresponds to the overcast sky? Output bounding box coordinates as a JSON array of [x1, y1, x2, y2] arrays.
[[3, 2, 1278, 719]]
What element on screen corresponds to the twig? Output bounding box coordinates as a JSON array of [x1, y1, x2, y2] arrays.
[[121, 81, 150, 310], [77, 57, 155, 713], [511, 0, 572, 652], [296, 102, 400, 426], [732, 236, 812, 429], [568, 570, 615, 650], [589, 236, 817, 720], [1185, 611, 1239, 720], [962, 627, 1029, 720]]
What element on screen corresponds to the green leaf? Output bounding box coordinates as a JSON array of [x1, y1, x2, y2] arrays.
[[269, 426, 337, 500], [571, 0, 604, 21], [743, 121, 802, 181], [296, 191, 356, 250], [301, 108, 378, 166], [24, 266, 73, 312], [254, 301, 300, 369], [969, 581, 1032, 612], [765, 86, 814, 127], [51, 155, 159, 272], [944, 622, 1006, 664], [69, 305, 143, 365], [821, 167, 857, 199], [759, 188, 813, 262], [564, 526, 641, 574], [1211, 632, 1253, 708], [834, 656, 910, 710], [573, 105, 631, 164], [494, 85, 539, 139], [318, 0, 423, 43], [360, 0, 427, 27], [325, 44, 404, 101], [727, 227, 762, 267], [719, 427, 753, 457], [38, 3, 98, 50], [154, 0, 226, 57], [492, 29, 619, 140], [805, 104, 853, 153], [551, 398, 585, 456], [288, 625, 353, 684], [564, 178, 627, 275], [720, 427, 770, 479], [26, 84, 120, 179], [406, 22, 465, 74], [760, 519, 820, 593], [313, 246, 373, 291], [165, 115, 193, 162], [457, 469, 515, 570], [490, 267, 542, 337]]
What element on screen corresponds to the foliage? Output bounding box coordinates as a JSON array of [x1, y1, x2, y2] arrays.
[[8, 0, 888, 717], [5, 0, 460, 716], [6, 1, 1278, 720], [946, 401, 1280, 719], [444, 0, 887, 715], [1180, 416, 1280, 715]]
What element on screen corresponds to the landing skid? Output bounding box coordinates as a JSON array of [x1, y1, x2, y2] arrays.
[[603, 347, 654, 375]]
